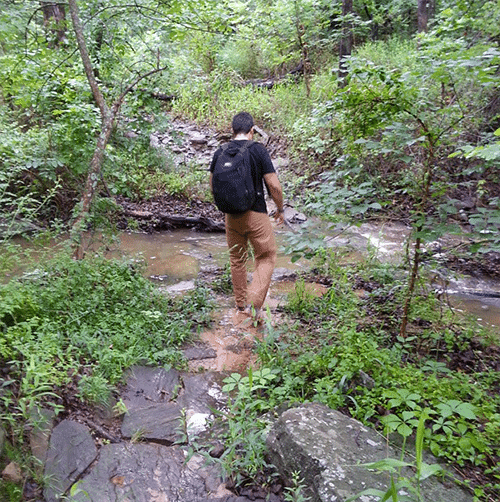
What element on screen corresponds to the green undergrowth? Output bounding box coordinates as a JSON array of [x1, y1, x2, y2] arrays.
[[0, 252, 216, 499], [0, 252, 214, 424], [215, 250, 500, 501]]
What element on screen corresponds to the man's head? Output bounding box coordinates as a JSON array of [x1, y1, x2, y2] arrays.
[[232, 112, 254, 135]]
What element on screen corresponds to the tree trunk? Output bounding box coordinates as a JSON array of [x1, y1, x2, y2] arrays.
[[67, 0, 168, 259], [67, 0, 109, 118], [41, 1, 67, 47], [67, 0, 111, 258], [338, 0, 353, 88], [296, 23, 311, 97], [400, 134, 435, 337], [417, 0, 428, 33], [70, 115, 115, 259]]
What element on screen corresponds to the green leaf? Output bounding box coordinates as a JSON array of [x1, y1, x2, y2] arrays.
[[418, 462, 444, 481], [359, 458, 412, 473], [416, 414, 425, 471], [454, 402, 477, 420], [397, 422, 414, 437]]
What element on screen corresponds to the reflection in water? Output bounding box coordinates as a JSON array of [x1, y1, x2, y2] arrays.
[[104, 229, 305, 284], [451, 296, 500, 334], [10, 223, 500, 331], [111, 231, 209, 279]]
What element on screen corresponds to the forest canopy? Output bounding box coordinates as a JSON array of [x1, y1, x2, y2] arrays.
[[0, 0, 498, 246]]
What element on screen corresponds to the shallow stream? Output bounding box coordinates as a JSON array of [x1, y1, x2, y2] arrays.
[[94, 221, 500, 334], [11, 220, 500, 334]]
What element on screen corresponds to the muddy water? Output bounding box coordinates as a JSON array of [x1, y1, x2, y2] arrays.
[[103, 228, 307, 282], [445, 275, 500, 333], [11, 221, 500, 333], [105, 223, 500, 333]]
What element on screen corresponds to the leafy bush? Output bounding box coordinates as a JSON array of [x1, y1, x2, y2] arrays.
[[221, 251, 500, 499], [0, 255, 214, 412]]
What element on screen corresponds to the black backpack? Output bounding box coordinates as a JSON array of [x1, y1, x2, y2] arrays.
[[212, 140, 260, 214]]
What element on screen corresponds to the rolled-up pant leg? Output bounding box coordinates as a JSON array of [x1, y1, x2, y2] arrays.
[[225, 211, 277, 310], [225, 213, 249, 309], [247, 211, 277, 309]]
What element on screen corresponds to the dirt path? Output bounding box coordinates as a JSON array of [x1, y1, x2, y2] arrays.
[[187, 279, 330, 374], [189, 293, 286, 374]]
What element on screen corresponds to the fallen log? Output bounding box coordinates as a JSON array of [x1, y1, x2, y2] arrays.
[[158, 213, 225, 232], [151, 92, 175, 101], [122, 208, 225, 232], [124, 209, 154, 219]]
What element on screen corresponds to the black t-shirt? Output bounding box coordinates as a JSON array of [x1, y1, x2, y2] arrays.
[[210, 140, 276, 214]]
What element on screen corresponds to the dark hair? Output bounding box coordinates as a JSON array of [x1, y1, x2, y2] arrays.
[[232, 112, 254, 135]]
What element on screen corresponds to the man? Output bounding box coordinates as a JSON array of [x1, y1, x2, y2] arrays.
[[209, 111, 285, 323]]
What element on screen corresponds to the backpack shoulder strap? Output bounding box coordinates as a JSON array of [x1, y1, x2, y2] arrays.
[[238, 140, 254, 155]]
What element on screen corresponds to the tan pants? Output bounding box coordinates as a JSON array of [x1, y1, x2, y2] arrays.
[[225, 211, 277, 310]]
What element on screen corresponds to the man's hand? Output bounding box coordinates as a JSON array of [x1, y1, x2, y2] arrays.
[[274, 209, 285, 226], [264, 172, 284, 226]]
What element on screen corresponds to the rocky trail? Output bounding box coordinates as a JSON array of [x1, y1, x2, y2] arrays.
[[21, 235, 477, 502], [28, 286, 297, 502], [3, 117, 489, 501], [24, 283, 475, 502]]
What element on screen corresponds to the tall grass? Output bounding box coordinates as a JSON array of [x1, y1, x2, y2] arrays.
[[170, 71, 314, 134], [353, 37, 420, 71]]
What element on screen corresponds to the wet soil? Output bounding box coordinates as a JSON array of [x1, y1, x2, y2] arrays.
[[443, 250, 500, 280]]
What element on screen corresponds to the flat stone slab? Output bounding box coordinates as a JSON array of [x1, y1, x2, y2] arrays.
[[121, 366, 181, 409], [44, 420, 97, 502], [121, 402, 185, 443], [266, 402, 472, 502], [177, 373, 226, 413], [183, 344, 218, 361], [72, 443, 232, 502], [29, 406, 56, 476], [121, 367, 226, 443]]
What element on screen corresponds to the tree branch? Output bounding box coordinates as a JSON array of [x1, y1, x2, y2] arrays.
[[67, 0, 109, 119]]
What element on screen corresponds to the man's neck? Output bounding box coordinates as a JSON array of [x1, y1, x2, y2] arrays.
[[234, 131, 253, 141]]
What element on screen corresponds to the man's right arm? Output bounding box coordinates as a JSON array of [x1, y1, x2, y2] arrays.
[[264, 172, 285, 224]]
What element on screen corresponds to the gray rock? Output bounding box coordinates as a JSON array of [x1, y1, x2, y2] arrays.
[[183, 344, 217, 361], [177, 373, 226, 413], [121, 366, 181, 409], [189, 132, 208, 145], [163, 279, 196, 294], [272, 267, 298, 281], [121, 368, 226, 443], [43, 420, 97, 502], [285, 208, 307, 223], [120, 366, 182, 442], [2, 462, 22, 483], [121, 401, 185, 443], [29, 406, 56, 476], [266, 402, 472, 502], [357, 370, 375, 390], [71, 443, 231, 502]]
